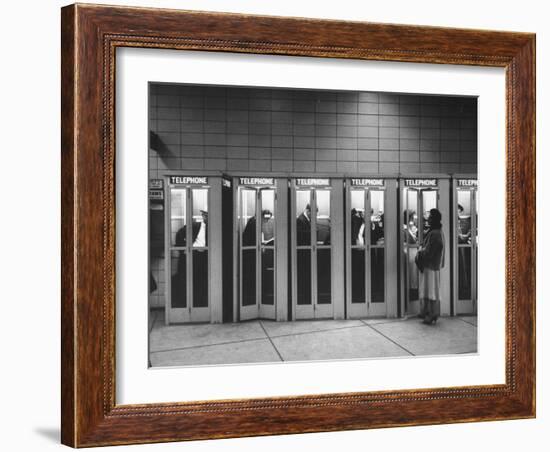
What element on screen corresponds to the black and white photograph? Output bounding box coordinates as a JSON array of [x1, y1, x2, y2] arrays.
[[147, 83, 478, 367]]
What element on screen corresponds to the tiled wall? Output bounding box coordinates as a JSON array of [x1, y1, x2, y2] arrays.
[[148, 84, 477, 309], [149, 83, 477, 179]]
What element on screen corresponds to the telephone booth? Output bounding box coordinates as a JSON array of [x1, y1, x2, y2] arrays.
[[234, 177, 288, 321], [400, 178, 451, 317], [290, 178, 344, 320], [164, 175, 224, 324], [452, 177, 478, 315], [345, 178, 398, 318]]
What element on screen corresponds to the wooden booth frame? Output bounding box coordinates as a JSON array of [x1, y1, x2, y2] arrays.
[[61, 3, 536, 447]]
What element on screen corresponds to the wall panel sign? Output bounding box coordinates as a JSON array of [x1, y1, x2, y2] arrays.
[[404, 179, 437, 188], [239, 177, 274, 186], [350, 178, 385, 187], [296, 178, 331, 187], [149, 189, 164, 200], [222, 178, 232, 188], [457, 179, 478, 187], [169, 176, 208, 185], [149, 179, 163, 189]]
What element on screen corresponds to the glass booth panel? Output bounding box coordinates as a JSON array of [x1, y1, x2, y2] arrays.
[[192, 250, 208, 307], [404, 189, 419, 304], [260, 189, 275, 306], [351, 249, 366, 303], [457, 191, 472, 243], [475, 189, 479, 243], [422, 190, 437, 235], [371, 248, 385, 303], [261, 248, 275, 305], [296, 190, 311, 246], [297, 249, 312, 305], [370, 190, 385, 245], [350, 190, 365, 245], [170, 188, 186, 246], [170, 250, 186, 308], [260, 190, 275, 245], [458, 246, 472, 300], [317, 248, 331, 304], [457, 190, 473, 301], [404, 190, 419, 245], [242, 249, 256, 306], [191, 189, 208, 247], [316, 190, 331, 245], [241, 189, 257, 246]]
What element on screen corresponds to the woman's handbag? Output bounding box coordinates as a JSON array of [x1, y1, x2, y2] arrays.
[[415, 251, 425, 272]]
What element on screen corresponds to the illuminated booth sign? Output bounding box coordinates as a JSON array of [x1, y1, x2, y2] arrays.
[[350, 178, 385, 187], [239, 177, 274, 186], [169, 176, 208, 185], [404, 178, 437, 188], [296, 178, 331, 187], [457, 179, 478, 187]]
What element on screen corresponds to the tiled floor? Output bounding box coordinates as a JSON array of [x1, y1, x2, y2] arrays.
[[149, 310, 478, 367]]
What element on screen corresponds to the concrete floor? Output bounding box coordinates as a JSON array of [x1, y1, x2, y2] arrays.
[[149, 310, 478, 367]]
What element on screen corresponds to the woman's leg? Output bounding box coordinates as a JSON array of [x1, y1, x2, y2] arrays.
[[418, 271, 427, 318]]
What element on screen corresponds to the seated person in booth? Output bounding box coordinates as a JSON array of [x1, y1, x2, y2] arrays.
[[415, 208, 445, 325], [172, 210, 208, 308]]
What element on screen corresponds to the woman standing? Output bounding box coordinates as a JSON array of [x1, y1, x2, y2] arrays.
[[417, 208, 445, 325]]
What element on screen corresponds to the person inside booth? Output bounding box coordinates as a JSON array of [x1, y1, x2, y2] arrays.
[[243, 209, 275, 246], [296, 204, 311, 246], [351, 208, 365, 246], [174, 209, 208, 247], [371, 211, 384, 246]]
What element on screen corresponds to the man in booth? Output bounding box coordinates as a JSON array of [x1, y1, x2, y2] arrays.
[[242, 209, 274, 246], [296, 204, 311, 246], [174, 209, 208, 247]]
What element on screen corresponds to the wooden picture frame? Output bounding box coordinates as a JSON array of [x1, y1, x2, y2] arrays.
[[61, 3, 535, 447]]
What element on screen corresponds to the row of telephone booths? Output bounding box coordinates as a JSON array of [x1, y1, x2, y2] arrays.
[[153, 174, 478, 324]]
